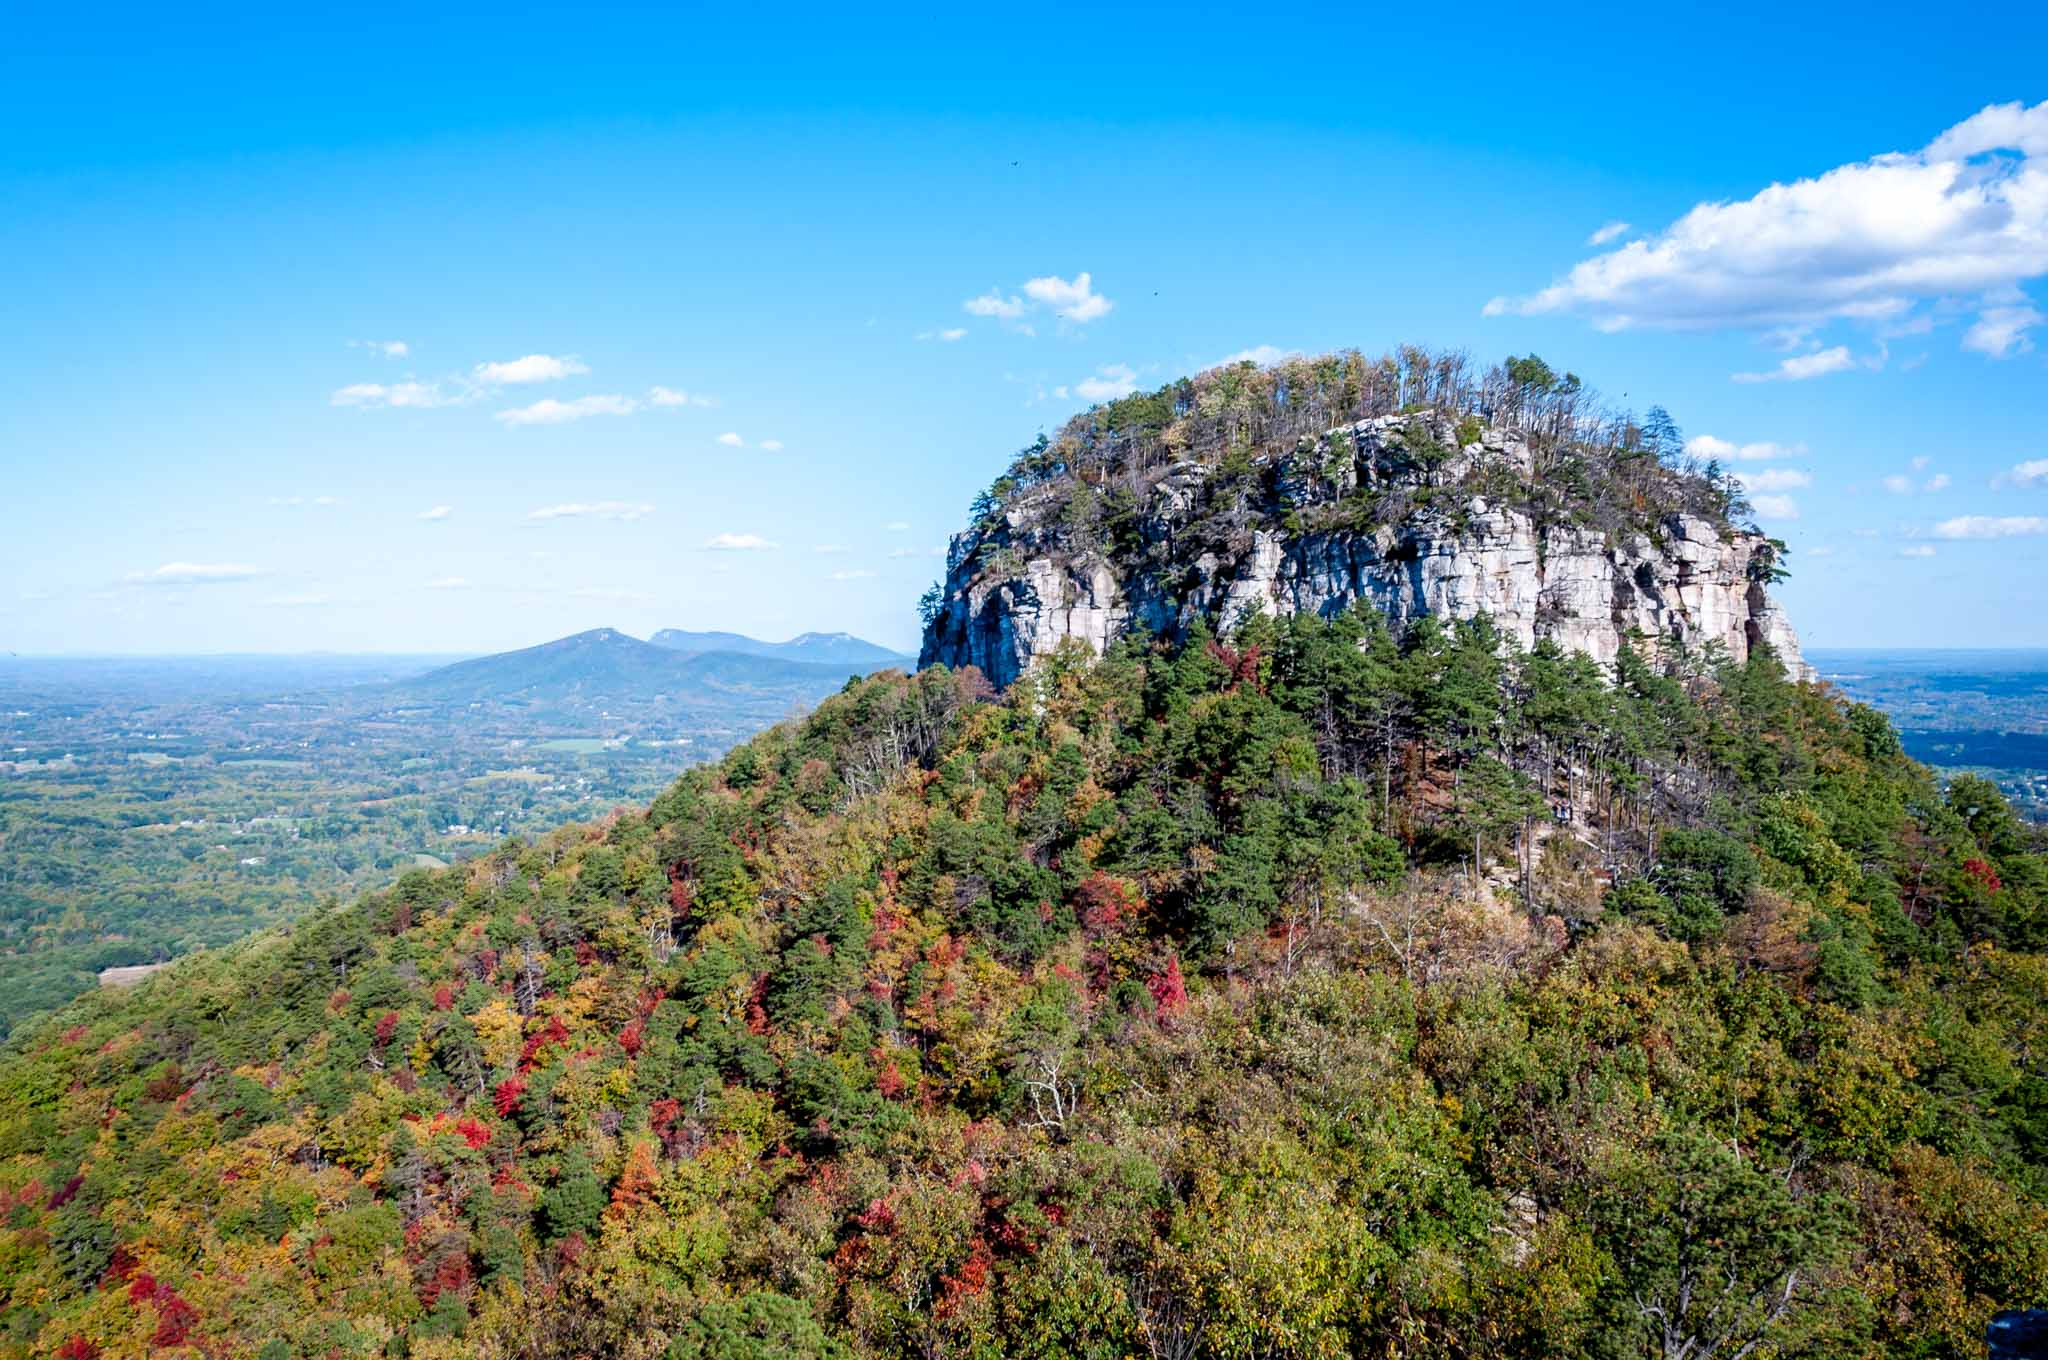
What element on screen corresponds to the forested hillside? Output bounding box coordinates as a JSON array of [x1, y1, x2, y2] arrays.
[[3, 613, 2044, 1358]]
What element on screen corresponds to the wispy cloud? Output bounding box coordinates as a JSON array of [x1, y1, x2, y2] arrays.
[[267, 494, 344, 507], [1963, 301, 2045, 358], [1899, 544, 1938, 558], [1737, 468, 1811, 493], [263, 594, 333, 608], [1586, 221, 1631, 246], [496, 394, 639, 426], [330, 381, 458, 409], [717, 432, 745, 447], [526, 501, 655, 522], [1072, 362, 1139, 402], [2000, 458, 2048, 487], [1931, 515, 2048, 540], [127, 562, 267, 585], [964, 290, 1028, 320], [1731, 346, 1857, 384], [1487, 99, 2048, 359], [418, 505, 453, 521], [758, 439, 785, 452], [1882, 465, 1951, 494], [1023, 272, 1113, 322], [916, 328, 969, 342], [1685, 435, 1805, 463], [829, 568, 877, 580], [884, 520, 910, 532], [964, 271, 1113, 329], [704, 532, 777, 551], [648, 385, 716, 407], [474, 354, 589, 385], [350, 339, 410, 358], [813, 543, 849, 554], [425, 576, 472, 590]]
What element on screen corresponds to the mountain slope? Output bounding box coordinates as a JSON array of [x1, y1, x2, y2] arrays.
[[384, 627, 902, 709], [389, 628, 694, 704], [2, 611, 2044, 1360]]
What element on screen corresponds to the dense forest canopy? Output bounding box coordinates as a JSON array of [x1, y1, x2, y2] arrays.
[[1, 609, 2043, 1358]]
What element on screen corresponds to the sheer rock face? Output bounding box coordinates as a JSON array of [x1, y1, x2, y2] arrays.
[[920, 413, 1811, 688]]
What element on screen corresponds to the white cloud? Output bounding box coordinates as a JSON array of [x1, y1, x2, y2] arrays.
[[1899, 544, 1938, 558], [1910, 455, 1931, 471], [888, 545, 946, 559], [1748, 494, 1800, 520], [267, 494, 340, 507], [813, 543, 849, 554], [649, 385, 715, 407], [1074, 362, 1139, 401], [127, 562, 266, 585], [758, 439, 785, 452], [495, 394, 639, 426], [1962, 302, 2044, 357], [526, 501, 655, 522], [1883, 467, 1951, 494], [418, 505, 453, 521], [1805, 546, 1835, 558], [1487, 100, 2048, 357], [964, 290, 1028, 319], [964, 272, 1114, 328], [704, 532, 777, 551], [1738, 468, 1811, 493], [330, 381, 456, 409], [1685, 435, 1805, 462], [1217, 345, 1295, 367], [884, 520, 910, 532], [425, 576, 472, 590], [264, 594, 332, 608], [473, 354, 589, 385], [829, 569, 878, 581], [1731, 346, 1857, 383], [916, 328, 969, 342], [716, 431, 745, 447], [1586, 221, 1631, 246], [350, 339, 409, 358], [1022, 272, 1113, 322], [2002, 457, 2048, 487], [1931, 515, 2048, 539]]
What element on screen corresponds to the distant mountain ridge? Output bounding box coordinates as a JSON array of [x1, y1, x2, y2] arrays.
[[649, 628, 910, 666], [385, 627, 906, 707]]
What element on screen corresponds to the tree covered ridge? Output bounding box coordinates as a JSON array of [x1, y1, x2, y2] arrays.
[[1, 613, 2044, 1359]]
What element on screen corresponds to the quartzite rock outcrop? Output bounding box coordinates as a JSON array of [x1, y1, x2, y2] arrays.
[[920, 410, 1809, 688]]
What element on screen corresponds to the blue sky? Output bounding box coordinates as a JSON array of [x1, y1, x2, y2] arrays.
[[4, 4, 2046, 655]]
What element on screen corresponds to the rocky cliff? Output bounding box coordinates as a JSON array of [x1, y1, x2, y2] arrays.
[[921, 393, 1809, 688]]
